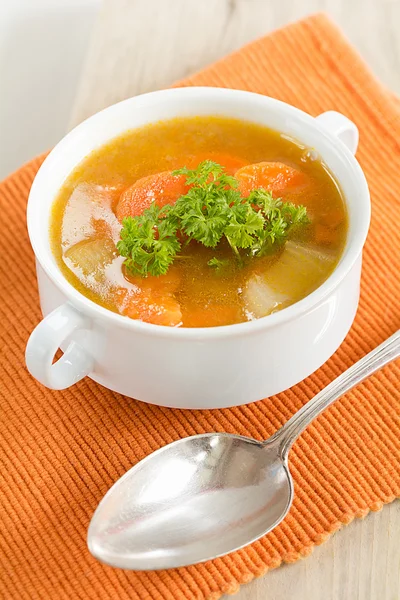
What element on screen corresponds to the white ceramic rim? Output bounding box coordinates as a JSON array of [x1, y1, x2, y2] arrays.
[[27, 87, 370, 340]]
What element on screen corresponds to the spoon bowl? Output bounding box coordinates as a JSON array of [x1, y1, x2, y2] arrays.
[[88, 433, 293, 570], [88, 330, 400, 570]]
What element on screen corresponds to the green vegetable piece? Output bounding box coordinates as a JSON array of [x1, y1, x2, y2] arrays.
[[117, 160, 309, 277]]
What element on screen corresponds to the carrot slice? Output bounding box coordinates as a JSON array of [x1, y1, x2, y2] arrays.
[[181, 304, 241, 328], [185, 153, 249, 175], [123, 267, 181, 294], [115, 288, 182, 327], [116, 171, 190, 221], [235, 161, 309, 197], [115, 267, 182, 326]]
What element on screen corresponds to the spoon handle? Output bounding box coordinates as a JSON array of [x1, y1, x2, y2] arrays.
[[275, 330, 400, 457]]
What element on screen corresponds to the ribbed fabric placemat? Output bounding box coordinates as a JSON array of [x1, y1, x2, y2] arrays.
[[1, 13, 399, 600]]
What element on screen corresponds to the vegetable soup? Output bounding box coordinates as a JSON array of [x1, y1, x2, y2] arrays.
[[50, 116, 347, 327]]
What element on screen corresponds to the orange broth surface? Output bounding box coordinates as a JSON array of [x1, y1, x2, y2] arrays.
[[50, 116, 347, 327]]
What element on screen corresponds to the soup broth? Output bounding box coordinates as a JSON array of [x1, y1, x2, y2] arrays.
[[50, 116, 347, 327]]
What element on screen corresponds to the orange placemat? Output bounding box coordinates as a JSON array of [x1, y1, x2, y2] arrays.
[[1, 13, 400, 600]]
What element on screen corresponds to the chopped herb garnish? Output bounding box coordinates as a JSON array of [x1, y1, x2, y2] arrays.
[[117, 160, 309, 277], [207, 257, 230, 272]]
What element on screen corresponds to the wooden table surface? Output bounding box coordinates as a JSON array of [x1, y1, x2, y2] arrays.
[[69, 1, 400, 598]]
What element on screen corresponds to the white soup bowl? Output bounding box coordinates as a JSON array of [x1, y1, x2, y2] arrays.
[[25, 87, 370, 409]]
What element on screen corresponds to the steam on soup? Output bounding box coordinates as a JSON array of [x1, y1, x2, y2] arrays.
[[50, 116, 347, 327]]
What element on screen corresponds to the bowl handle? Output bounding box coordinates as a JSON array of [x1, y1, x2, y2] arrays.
[[25, 303, 94, 390], [315, 111, 359, 155]]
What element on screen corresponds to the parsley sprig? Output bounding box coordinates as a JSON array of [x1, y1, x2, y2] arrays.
[[117, 204, 180, 276], [117, 161, 309, 277]]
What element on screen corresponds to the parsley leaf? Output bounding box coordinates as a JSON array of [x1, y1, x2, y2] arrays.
[[117, 160, 309, 276], [174, 160, 238, 190], [173, 187, 230, 247], [207, 257, 230, 272], [224, 207, 265, 263], [117, 204, 180, 277]]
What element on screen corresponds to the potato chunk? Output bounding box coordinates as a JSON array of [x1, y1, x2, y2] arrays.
[[64, 238, 117, 280], [243, 241, 336, 318], [243, 274, 290, 319]]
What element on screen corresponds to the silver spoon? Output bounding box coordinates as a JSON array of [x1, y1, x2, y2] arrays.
[[88, 330, 400, 571]]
